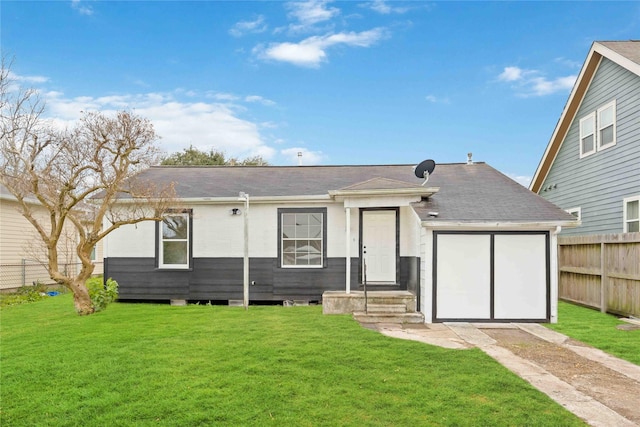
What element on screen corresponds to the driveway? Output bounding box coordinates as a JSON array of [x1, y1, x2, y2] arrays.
[[371, 322, 640, 427]]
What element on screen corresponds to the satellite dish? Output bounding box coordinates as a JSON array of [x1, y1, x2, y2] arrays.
[[414, 159, 436, 186]]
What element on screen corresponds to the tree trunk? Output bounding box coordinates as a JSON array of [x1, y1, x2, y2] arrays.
[[71, 280, 94, 315]]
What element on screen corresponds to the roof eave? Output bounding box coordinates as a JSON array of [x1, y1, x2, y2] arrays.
[[420, 220, 580, 229]]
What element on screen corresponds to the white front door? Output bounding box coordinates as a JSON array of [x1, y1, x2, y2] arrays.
[[362, 210, 396, 283]]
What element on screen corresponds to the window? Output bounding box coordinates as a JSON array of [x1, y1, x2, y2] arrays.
[[279, 208, 326, 268], [90, 245, 96, 262], [597, 101, 616, 150], [624, 196, 639, 233], [158, 211, 191, 269], [565, 207, 581, 221], [579, 100, 616, 158], [579, 113, 596, 157]]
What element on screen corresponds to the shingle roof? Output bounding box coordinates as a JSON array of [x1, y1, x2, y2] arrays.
[[599, 41, 640, 66], [132, 163, 574, 223]]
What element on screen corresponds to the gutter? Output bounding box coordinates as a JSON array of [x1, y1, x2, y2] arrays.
[[111, 194, 333, 205], [420, 220, 580, 230]]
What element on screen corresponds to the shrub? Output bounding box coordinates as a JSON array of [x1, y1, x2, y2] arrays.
[[0, 282, 49, 307], [86, 277, 119, 312]]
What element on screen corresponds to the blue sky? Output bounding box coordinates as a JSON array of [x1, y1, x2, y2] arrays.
[[3, 1, 639, 185]]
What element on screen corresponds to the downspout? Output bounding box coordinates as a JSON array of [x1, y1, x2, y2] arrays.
[[550, 225, 561, 323]]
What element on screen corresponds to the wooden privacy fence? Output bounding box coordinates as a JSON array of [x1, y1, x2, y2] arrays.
[[558, 232, 640, 318]]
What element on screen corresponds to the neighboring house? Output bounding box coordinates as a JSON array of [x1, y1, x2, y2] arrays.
[[103, 162, 576, 323], [0, 184, 103, 289], [530, 41, 640, 235]]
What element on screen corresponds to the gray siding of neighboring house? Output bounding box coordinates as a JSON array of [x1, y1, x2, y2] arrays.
[[540, 57, 640, 235], [105, 256, 420, 302]]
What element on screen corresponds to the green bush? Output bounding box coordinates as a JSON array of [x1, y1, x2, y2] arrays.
[[86, 277, 119, 312], [0, 282, 49, 307]]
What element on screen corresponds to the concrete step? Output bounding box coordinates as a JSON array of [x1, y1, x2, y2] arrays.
[[366, 303, 407, 314], [353, 312, 425, 324]]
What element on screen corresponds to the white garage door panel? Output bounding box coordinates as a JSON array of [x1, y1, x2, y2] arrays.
[[437, 234, 491, 319], [494, 235, 547, 319]]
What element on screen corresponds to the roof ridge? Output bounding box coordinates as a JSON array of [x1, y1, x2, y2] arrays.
[[151, 162, 481, 169]]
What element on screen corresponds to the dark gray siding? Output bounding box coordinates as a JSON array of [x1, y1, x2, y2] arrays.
[[541, 58, 640, 235], [106, 256, 421, 302]]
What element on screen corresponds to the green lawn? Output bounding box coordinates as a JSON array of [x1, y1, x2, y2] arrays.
[[1, 296, 583, 426], [547, 301, 640, 365]]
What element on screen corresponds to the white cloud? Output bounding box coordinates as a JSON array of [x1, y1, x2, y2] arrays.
[[497, 66, 576, 97], [286, 0, 340, 26], [245, 95, 276, 106], [8, 71, 49, 84], [41, 90, 276, 160], [528, 75, 576, 96], [209, 92, 240, 101], [505, 173, 532, 188], [281, 147, 326, 165], [425, 94, 450, 104], [364, 0, 410, 14], [71, 0, 93, 16], [554, 57, 581, 69], [498, 66, 525, 82], [229, 15, 268, 37], [256, 28, 387, 67]]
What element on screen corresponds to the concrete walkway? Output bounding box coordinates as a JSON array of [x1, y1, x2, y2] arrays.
[[374, 322, 640, 427]]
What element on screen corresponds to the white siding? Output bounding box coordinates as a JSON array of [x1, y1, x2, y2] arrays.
[[419, 227, 433, 322], [105, 221, 156, 258], [105, 201, 421, 260], [400, 206, 420, 257]]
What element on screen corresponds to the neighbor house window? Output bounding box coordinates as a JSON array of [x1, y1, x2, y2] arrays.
[[158, 211, 191, 269], [579, 100, 616, 157], [279, 208, 326, 268], [597, 101, 616, 150], [565, 207, 581, 221], [579, 113, 596, 158], [623, 196, 639, 233], [90, 245, 96, 261]]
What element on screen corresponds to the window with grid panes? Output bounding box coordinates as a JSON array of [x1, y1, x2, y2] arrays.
[[281, 212, 324, 267]]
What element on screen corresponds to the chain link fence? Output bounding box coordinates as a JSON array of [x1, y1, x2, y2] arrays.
[[0, 260, 104, 290]]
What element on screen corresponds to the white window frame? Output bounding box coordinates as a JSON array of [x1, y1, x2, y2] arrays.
[[90, 245, 97, 262], [565, 207, 581, 222], [623, 195, 640, 233], [579, 112, 596, 158], [158, 211, 191, 269], [279, 210, 325, 269], [597, 100, 616, 151]]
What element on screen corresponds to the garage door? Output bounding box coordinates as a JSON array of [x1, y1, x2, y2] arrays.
[[434, 231, 549, 322]]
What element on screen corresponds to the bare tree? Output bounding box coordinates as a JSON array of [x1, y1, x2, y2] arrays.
[[0, 59, 175, 315]]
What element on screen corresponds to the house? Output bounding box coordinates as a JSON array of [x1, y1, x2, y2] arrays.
[[103, 161, 576, 323], [530, 41, 640, 235], [0, 184, 103, 290]]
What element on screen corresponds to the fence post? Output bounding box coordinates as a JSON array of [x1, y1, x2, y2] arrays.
[[21, 259, 26, 286], [600, 242, 607, 313]]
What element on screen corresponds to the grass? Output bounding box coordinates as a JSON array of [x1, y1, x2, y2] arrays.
[[547, 301, 640, 365], [0, 296, 584, 426]]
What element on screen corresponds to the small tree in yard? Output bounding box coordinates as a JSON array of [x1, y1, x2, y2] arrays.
[[0, 59, 175, 315]]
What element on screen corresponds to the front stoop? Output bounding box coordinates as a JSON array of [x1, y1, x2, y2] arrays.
[[323, 290, 424, 324]]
